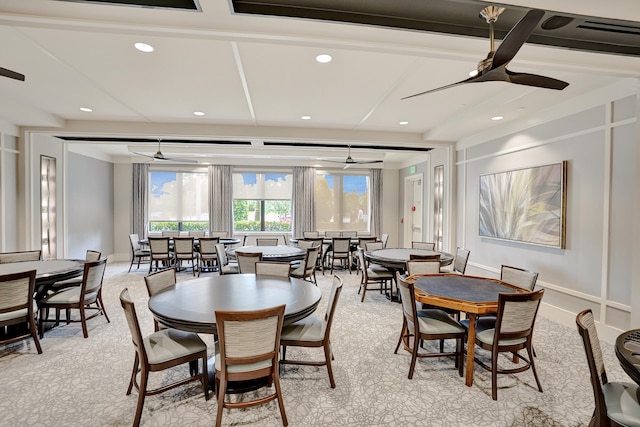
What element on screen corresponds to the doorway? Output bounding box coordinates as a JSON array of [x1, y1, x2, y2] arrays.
[[403, 174, 423, 248]]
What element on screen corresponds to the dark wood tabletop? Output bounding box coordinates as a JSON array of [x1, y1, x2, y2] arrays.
[[364, 248, 454, 269], [0, 259, 84, 300], [148, 274, 322, 334], [228, 245, 306, 263], [615, 329, 640, 386]]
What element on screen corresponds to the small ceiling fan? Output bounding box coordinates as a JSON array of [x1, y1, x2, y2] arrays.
[[322, 145, 383, 169], [0, 66, 25, 81], [133, 139, 198, 163], [402, 7, 569, 100]]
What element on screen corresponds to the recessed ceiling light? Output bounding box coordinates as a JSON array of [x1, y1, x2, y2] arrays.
[[193, 111, 205, 116], [79, 107, 92, 112], [491, 116, 504, 121], [469, 69, 478, 77], [301, 115, 311, 120], [399, 121, 409, 125], [134, 42, 154, 53], [316, 54, 332, 63]]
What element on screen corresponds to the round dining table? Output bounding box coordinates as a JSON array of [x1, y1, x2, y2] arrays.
[[0, 259, 84, 300], [615, 329, 640, 386], [228, 245, 306, 263]]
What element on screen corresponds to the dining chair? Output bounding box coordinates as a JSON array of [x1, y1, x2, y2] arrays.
[[302, 231, 319, 238], [49, 250, 102, 292], [409, 253, 441, 261], [38, 258, 109, 339], [214, 305, 288, 427], [342, 230, 357, 238], [208, 231, 228, 238], [356, 231, 371, 237], [128, 234, 150, 272], [215, 243, 239, 275], [161, 230, 180, 237], [447, 247, 470, 274], [257, 237, 279, 246], [290, 246, 320, 284], [255, 261, 292, 279], [0, 250, 42, 263], [197, 237, 220, 276], [365, 241, 383, 252], [394, 273, 465, 379], [356, 248, 393, 302], [235, 250, 263, 274], [144, 268, 176, 331], [380, 233, 389, 248], [173, 237, 197, 275], [281, 275, 343, 388], [412, 241, 436, 250], [354, 237, 377, 271], [406, 259, 441, 275], [501, 265, 539, 290], [325, 230, 342, 238], [148, 237, 173, 273], [0, 269, 42, 354], [329, 237, 352, 274], [471, 289, 545, 400], [188, 231, 205, 237], [576, 309, 640, 427], [120, 288, 209, 427]]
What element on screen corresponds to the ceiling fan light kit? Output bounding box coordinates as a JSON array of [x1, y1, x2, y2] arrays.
[[133, 139, 198, 163], [403, 7, 569, 100]]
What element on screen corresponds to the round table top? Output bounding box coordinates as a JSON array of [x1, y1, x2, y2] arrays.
[[615, 329, 640, 386], [0, 259, 83, 282], [364, 248, 454, 268], [148, 274, 322, 334], [230, 245, 306, 262]]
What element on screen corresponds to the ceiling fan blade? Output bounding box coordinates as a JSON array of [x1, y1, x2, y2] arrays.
[[506, 70, 569, 90], [491, 9, 545, 70], [162, 157, 198, 164], [401, 77, 474, 100], [133, 152, 155, 159], [354, 160, 384, 164], [0, 67, 25, 81]]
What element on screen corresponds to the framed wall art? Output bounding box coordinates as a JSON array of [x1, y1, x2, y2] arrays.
[[479, 161, 566, 248]]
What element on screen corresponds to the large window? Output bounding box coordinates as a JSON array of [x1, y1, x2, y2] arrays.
[[316, 172, 369, 231], [233, 172, 292, 232], [148, 170, 208, 232]]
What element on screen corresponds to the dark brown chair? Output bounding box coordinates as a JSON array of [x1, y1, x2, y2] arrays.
[[235, 250, 263, 274], [120, 288, 209, 427], [144, 268, 176, 331], [173, 237, 197, 275], [290, 246, 320, 284], [409, 253, 441, 261], [197, 237, 220, 276], [329, 237, 352, 274], [148, 237, 173, 273], [49, 250, 102, 291], [0, 250, 41, 263], [501, 265, 539, 290], [394, 273, 465, 379], [472, 289, 544, 400], [38, 258, 109, 339], [214, 305, 288, 427], [576, 309, 640, 427], [128, 234, 150, 273], [281, 275, 343, 388], [356, 248, 393, 302], [0, 269, 42, 354]]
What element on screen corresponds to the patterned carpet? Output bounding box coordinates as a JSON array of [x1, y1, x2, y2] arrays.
[[0, 262, 629, 426]]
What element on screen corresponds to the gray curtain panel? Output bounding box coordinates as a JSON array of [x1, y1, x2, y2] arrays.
[[370, 168, 382, 239], [209, 165, 234, 236], [132, 163, 148, 238], [292, 166, 316, 238]]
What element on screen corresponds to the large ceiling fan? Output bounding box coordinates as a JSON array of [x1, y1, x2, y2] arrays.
[[322, 145, 383, 169], [0, 66, 25, 81], [133, 139, 198, 164], [402, 7, 569, 100]]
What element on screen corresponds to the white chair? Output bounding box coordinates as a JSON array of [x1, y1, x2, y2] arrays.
[[380, 233, 389, 248], [0, 269, 42, 354], [281, 275, 343, 388]]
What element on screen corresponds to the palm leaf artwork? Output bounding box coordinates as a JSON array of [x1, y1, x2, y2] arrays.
[[479, 162, 566, 248]]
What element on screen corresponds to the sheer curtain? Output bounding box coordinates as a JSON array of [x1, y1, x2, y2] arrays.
[[292, 166, 316, 238], [132, 163, 148, 238], [369, 168, 382, 239], [209, 165, 233, 236]]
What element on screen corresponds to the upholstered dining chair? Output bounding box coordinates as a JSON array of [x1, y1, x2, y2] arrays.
[[356, 248, 393, 302], [354, 237, 377, 271], [0, 250, 41, 263], [255, 261, 292, 279], [409, 253, 441, 261], [0, 269, 42, 354], [120, 288, 209, 427], [325, 230, 342, 238], [302, 231, 319, 238], [342, 230, 357, 238], [144, 268, 176, 331], [49, 250, 102, 292], [281, 275, 343, 388], [197, 237, 220, 276], [290, 246, 320, 284], [38, 257, 109, 339], [235, 250, 263, 274], [214, 305, 288, 427], [188, 231, 205, 237], [365, 241, 383, 252], [148, 237, 173, 273], [208, 231, 228, 239], [380, 233, 389, 248], [257, 238, 279, 246], [394, 273, 465, 380], [470, 289, 545, 400], [173, 237, 197, 275], [406, 259, 441, 275], [128, 234, 150, 273], [501, 265, 539, 290], [445, 247, 470, 274], [412, 241, 436, 250], [215, 243, 239, 275], [161, 230, 180, 237], [576, 309, 640, 427], [329, 237, 352, 274]]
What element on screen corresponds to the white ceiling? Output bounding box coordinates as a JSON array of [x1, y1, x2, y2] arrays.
[[0, 0, 639, 167]]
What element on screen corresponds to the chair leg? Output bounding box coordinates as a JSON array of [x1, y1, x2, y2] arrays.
[[127, 352, 140, 395], [491, 348, 499, 401], [273, 372, 289, 426], [133, 368, 149, 427], [28, 318, 43, 354], [360, 282, 368, 302], [408, 332, 419, 380], [394, 318, 407, 354], [215, 379, 226, 427], [528, 345, 543, 393], [324, 341, 336, 388], [201, 355, 210, 400], [98, 293, 110, 323]]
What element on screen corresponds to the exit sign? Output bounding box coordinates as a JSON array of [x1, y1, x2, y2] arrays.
[[410, 166, 416, 174]]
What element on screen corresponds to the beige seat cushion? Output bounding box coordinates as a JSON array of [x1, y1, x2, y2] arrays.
[[280, 315, 325, 342], [41, 288, 98, 305], [416, 309, 465, 335], [214, 351, 273, 374], [0, 300, 37, 322], [143, 328, 207, 365], [475, 328, 527, 346]]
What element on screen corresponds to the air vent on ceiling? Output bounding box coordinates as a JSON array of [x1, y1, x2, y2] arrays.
[[578, 21, 640, 36], [55, 136, 252, 145], [262, 141, 432, 152], [56, 0, 201, 11]]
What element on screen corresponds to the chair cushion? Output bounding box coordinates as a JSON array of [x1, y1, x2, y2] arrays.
[[603, 382, 640, 427], [460, 316, 497, 332], [134, 249, 150, 256], [0, 300, 37, 322], [214, 351, 273, 373], [280, 315, 325, 342], [51, 277, 82, 288], [221, 264, 240, 274], [367, 268, 393, 279], [475, 328, 527, 346], [290, 265, 306, 276], [144, 328, 207, 365], [416, 309, 465, 335], [40, 288, 98, 305]]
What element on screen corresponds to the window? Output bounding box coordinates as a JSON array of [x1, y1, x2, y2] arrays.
[[233, 172, 292, 232], [316, 172, 369, 232], [148, 170, 208, 232]]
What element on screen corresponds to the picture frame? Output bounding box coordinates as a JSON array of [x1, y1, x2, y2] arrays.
[[479, 161, 567, 248]]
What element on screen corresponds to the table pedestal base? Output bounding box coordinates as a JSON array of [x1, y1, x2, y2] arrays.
[[206, 358, 270, 394]]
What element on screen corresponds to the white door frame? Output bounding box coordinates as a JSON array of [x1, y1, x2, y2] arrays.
[[403, 174, 423, 248]]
